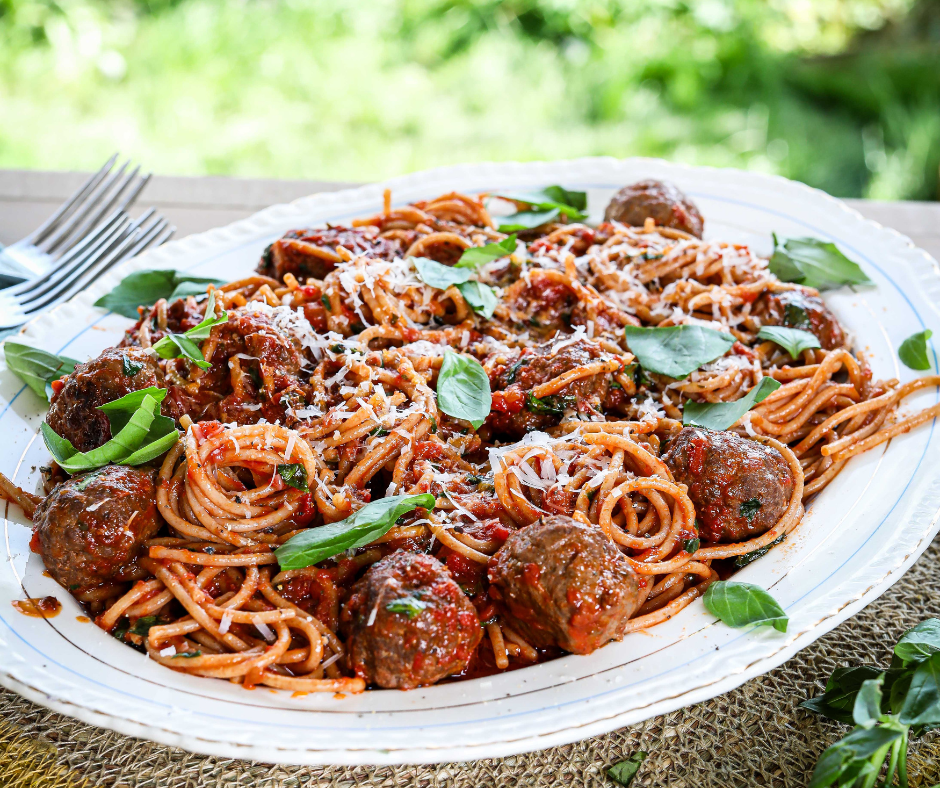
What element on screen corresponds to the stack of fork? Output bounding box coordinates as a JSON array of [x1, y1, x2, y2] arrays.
[[0, 155, 174, 330]]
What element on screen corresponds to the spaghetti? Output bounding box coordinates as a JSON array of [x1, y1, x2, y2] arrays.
[[8, 180, 939, 694]]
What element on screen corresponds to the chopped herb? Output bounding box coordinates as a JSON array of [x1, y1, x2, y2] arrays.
[[609, 379, 623, 390], [321, 293, 332, 311], [370, 427, 389, 437], [172, 650, 202, 659], [740, 498, 762, 522], [121, 355, 144, 377], [683, 538, 700, 555], [261, 243, 274, 269], [526, 392, 576, 417], [465, 474, 482, 485], [429, 417, 438, 434], [73, 469, 103, 491], [386, 595, 429, 619], [130, 616, 160, 636], [783, 303, 812, 329], [506, 358, 526, 384], [277, 463, 309, 492], [734, 533, 786, 568]]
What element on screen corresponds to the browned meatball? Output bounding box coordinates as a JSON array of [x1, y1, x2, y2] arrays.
[[761, 289, 845, 350], [604, 179, 704, 238], [340, 551, 482, 689], [46, 347, 165, 452], [33, 464, 162, 591], [662, 427, 793, 544], [486, 338, 616, 440], [257, 226, 403, 282], [487, 515, 640, 655]]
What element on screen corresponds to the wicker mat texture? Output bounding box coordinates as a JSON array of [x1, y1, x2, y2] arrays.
[[2, 538, 940, 788]]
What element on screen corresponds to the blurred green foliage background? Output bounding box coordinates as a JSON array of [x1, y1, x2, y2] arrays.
[[0, 0, 938, 199]]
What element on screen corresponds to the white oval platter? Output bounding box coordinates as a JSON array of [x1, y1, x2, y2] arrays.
[[1, 158, 940, 765]]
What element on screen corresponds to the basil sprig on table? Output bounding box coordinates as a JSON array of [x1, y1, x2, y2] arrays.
[[94, 269, 226, 318], [606, 751, 648, 787], [436, 351, 492, 429], [40, 387, 180, 474], [702, 580, 788, 633], [494, 186, 587, 232], [275, 493, 435, 570], [3, 343, 78, 401], [412, 257, 499, 319], [457, 235, 517, 269], [757, 325, 821, 358], [898, 329, 933, 371], [151, 290, 228, 369], [769, 235, 873, 291], [803, 619, 940, 788], [682, 377, 781, 431], [623, 324, 735, 380]]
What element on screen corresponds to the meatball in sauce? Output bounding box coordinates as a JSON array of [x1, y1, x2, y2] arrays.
[[487, 515, 640, 655], [340, 551, 482, 689], [604, 179, 704, 238], [46, 347, 166, 452], [662, 427, 794, 544], [32, 464, 162, 592], [760, 289, 845, 350]]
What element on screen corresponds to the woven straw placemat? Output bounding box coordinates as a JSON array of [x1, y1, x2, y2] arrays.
[[2, 537, 939, 788]]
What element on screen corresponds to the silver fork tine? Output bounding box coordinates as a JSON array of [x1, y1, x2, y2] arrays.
[[21, 154, 118, 246], [24, 225, 145, 316], [60, 164, 143, 253], [115, 170, 151, 213], [122, 215, 172, 260], [39, 160, 130, 254], [18, 216, 133, 308], [6, 212, 129, 298]]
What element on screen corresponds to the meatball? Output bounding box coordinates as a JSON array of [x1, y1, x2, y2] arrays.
[[33, 464, 162, 591], [340, 551, 482, 689], [257, 226, 403, 282], [761, 289, 845, 350], [46, 347, 166, 452], [487, 515, 640, 655], [662, 426, 793, 544], [604, 179, 704, 238], [486, 338, 616, 440]]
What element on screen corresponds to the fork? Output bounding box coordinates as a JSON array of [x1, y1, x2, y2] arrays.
[[0, 208, 174, 330], [0, 154, 152, 284]]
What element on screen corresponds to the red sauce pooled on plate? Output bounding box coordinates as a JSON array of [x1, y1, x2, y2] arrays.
[[12, 596, 62, 618]]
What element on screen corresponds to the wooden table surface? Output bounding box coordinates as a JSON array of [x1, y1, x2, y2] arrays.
[[2, 168, 940, 264]]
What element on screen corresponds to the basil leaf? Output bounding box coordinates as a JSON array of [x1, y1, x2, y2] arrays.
[[757, 326, 821, 358], [808, 725, 903, 788], [606, 752, 647, 787], [801, 665, 885, 724], [94, 269, 225, 319], [623, 324, 735, 379], [180, 290, 229, 341], [277, 463, 309, 492], [898, 329, 933, 371], [130, 616, 160, 637], [437, 351, 491, 429], [526, 392, 575, 417], [412, 256, 471, 290], [497, 208, 560, 233], [497, 186, 587, 218], [456, 280, 498, 319], [740, 498, 762, 522], [894, 619, 940, 667], [41, 387, 180, 473], [3, 342, 79, 401], [702, 580, 788, 633], [172, 650, 202, 659], [121, 355, 144, 377], [769, 235, 873, 291], [169, 280, 216, 301], [734, 532, 785, 568], [900, 653, 940, 727], [151, 290, 227, 369], [386, 595, 429, 619], [274, 493, 435, 570], [682, 538, 700, 555], [852, 674, 885, 728], [682, 377, 781, 431], [456, 235, 517, 269]]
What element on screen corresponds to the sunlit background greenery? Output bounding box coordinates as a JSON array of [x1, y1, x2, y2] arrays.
[[1, 0, 938, 200]]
